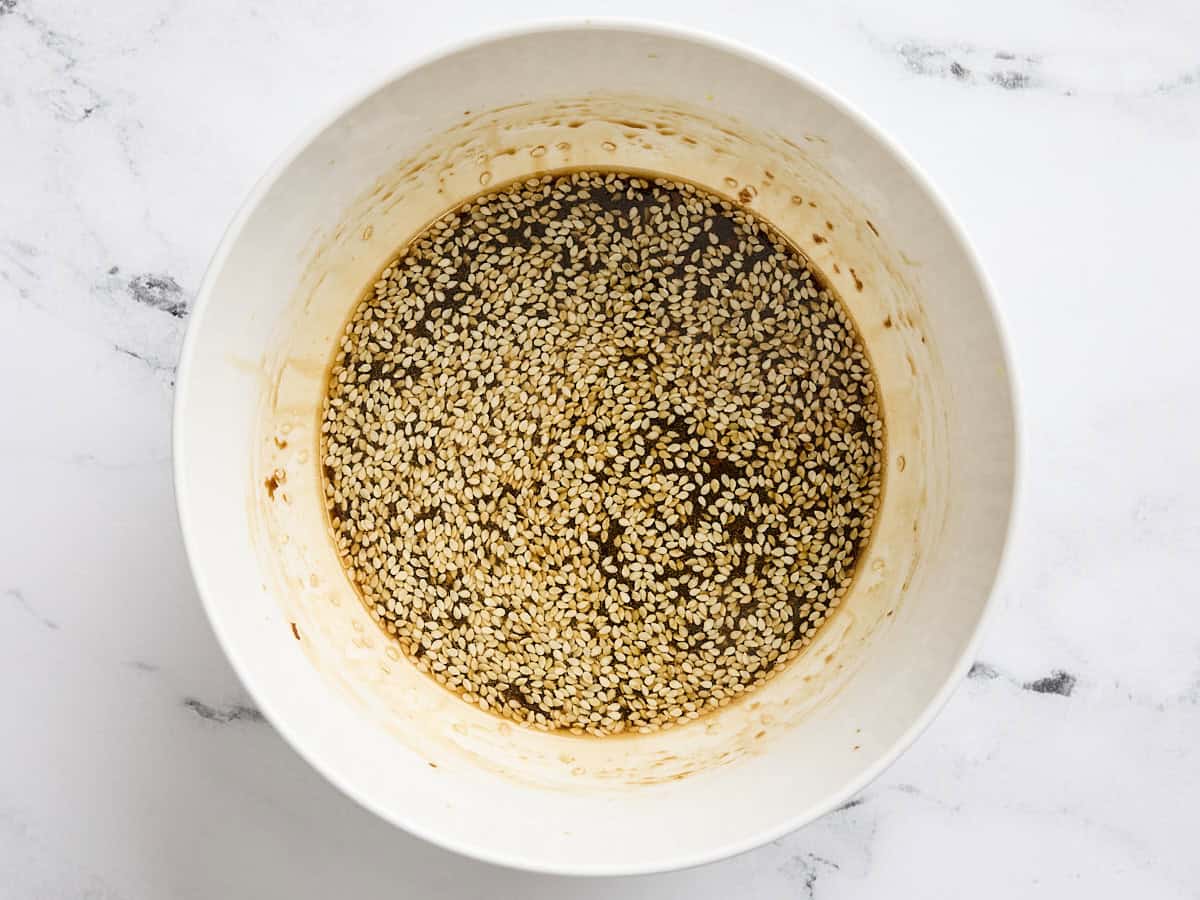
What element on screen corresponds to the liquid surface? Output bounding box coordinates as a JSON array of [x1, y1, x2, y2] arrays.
[[321, 171, 884, 735]]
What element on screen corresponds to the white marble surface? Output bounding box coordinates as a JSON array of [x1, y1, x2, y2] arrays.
[[3, 0, 1199, 896]]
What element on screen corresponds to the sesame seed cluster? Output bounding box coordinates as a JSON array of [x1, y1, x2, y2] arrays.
[[321, 171, 883, 736]]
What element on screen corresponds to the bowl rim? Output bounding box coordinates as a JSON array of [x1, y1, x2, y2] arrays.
[[173, 18, 1022, 877]]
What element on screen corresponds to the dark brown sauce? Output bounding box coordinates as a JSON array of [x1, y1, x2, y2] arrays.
[[317, 168, 888, 736]]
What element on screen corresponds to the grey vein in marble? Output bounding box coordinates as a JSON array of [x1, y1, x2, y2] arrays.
[[859, 27, 1047, 92], [1155, 66, 1200, 96], [777, 851, 841, 900], [1024, 671, 1077, 697], [967, 661, 1002, 680], [125, 272, 188, 319], [3, 1, 106, 123], [968, 661, 1077, 697], [90, 267, 188, 379], [183, 698, 266, 725], [898, 40, 1039, 90], [833, 796, 866, 813], [5, 587, 58, 631], [0, 239, 39, 300], [866, 27, 1200, 102]]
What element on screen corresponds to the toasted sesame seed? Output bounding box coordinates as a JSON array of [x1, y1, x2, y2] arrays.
[[320, 170, 884, 736]]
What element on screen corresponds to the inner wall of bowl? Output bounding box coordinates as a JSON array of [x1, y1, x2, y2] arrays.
[[255, 91, 946, 788], [178, 27, 1013, 870]]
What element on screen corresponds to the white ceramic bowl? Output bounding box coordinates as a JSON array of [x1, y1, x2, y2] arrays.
[[174, 23, 1017, 875]]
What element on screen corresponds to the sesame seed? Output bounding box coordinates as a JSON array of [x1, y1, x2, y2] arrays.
[[320, 170, 884, 736]]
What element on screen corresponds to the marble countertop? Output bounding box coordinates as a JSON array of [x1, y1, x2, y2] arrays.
[[3, 1, 1199, 896]]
